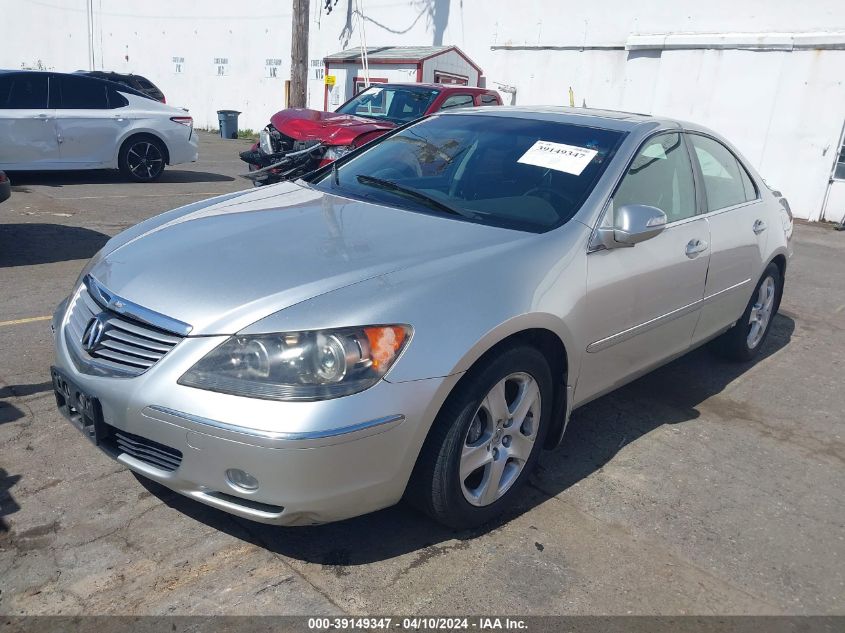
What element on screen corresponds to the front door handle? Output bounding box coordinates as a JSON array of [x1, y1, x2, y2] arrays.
[[753, 219, 767, 235], [685, 238, 709, 257]]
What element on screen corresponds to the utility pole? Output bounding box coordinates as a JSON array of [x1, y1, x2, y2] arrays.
[[290, 0, 310, 108]]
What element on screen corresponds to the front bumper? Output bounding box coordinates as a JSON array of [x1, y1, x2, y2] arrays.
[[52, 304, 457, 525]]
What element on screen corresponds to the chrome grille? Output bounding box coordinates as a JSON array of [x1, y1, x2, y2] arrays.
[[107, 426, 183, 472], [64, 285, 183, 377]]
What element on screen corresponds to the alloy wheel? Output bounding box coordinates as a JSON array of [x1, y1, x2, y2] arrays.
[[460, 372, 541, 507], [127, 141, 164, 180], [747, 275, 776, 349]]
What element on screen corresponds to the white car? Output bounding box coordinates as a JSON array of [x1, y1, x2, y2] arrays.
[[0, 70, 197, 181]]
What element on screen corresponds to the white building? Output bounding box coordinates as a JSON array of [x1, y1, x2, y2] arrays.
[[2, 0, 845, 221]]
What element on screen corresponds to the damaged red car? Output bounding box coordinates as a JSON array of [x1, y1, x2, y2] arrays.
[[239, 83, 502, 185]]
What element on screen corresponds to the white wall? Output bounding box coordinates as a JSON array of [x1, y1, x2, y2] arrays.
[[306, 0, 845, 220], [2, 0, 845, 219], [1, 1, 293, 131]]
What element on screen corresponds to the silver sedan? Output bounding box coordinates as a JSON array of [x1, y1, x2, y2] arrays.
[[50, 107, 793, 529]]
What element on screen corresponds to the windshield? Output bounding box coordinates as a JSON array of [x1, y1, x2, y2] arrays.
[[310, 114, 625, 233], [335, 86, 440, 124]]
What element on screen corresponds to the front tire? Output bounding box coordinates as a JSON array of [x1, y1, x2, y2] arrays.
[[711, 262, 782, 362], [119, 135, 166, 182], [409, 344, 553, 529]]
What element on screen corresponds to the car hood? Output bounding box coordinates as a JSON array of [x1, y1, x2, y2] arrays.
[[88, 183, 527, 335], [270, 108, 396, 146]]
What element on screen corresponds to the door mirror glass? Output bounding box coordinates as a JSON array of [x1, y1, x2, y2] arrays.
[[614, 204, 667, 245]]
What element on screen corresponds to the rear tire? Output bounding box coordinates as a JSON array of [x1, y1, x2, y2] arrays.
[[119, 135, 166, 182], [408, 344, 552, 530], [710, 262, 782, 362]]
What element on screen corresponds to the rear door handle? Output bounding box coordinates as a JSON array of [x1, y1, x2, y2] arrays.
[[753, 219, 767, 235], [685, 238, 709, 257]]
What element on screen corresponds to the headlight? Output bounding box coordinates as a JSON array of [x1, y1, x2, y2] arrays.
[[323, 145, 353, 161], [259, 128, 275, 155], [178, 325, 411, 401]]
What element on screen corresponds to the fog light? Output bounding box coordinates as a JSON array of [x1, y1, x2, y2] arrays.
[[226, 468, 259, 491]]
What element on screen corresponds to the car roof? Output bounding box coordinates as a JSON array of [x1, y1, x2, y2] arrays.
[[372, 82, 496, 93], [79, 70, 150, 80], [438, 105, 697, 133], [0, 69, 153, 100]]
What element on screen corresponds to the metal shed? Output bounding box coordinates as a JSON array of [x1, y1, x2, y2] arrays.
[[322, 45, 484, 109]]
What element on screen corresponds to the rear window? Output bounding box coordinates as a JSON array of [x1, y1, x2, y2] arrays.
[[107, 87, 129, 108], [479, 94, 500, 105], [58, 75, 108, 109], [311, 114, 625, 233], [440, 94, 474, 110]]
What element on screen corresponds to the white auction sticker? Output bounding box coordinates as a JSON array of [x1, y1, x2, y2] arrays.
[[517, 140, 598, 176]]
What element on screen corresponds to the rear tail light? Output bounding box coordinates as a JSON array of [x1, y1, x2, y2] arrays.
[[0, 172, 7, 183], [162, 96, 167, 104], [170, 116, 193, 127]]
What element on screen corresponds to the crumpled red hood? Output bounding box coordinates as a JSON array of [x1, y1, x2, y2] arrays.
[[269, 108, 396, 146]]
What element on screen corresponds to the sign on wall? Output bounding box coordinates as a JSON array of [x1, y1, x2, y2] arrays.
[[172, 56, 184, 74], [311, 59, 324, 81], [265, 58, 282, 78], [214, 57, 229, 76]]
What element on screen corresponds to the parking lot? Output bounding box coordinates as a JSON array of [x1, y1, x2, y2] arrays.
[[1, 131, 843, 615]]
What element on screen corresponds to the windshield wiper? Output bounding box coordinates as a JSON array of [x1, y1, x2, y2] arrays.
[[355, 175, 473, 218]]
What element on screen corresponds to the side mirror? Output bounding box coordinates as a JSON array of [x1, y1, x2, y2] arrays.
[[613, 204, 667, 245]]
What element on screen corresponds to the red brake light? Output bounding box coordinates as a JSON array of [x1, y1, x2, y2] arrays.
[[171, 116, 193, 127], [0, 172, 7, 183]]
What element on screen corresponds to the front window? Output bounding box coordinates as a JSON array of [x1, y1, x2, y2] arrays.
[[336, 85, 440, 124], [309, 114, 625, 233], [0, 74, 49, 109], [613, 132, 697, 223]]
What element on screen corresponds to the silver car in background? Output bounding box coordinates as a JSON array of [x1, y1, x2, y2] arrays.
[[50, 107, 793, 529]]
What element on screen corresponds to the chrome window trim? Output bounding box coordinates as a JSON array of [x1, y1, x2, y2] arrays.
[[585, 278, 751, 353], [694, 197, 762, 220], [147, 405, 406, 445], [85, 274, 193, 336]]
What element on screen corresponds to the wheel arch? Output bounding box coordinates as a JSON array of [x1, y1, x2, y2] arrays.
[[768, 251, 788, 311], [426, 319, 573, 453], [118, 130, 171, 165]]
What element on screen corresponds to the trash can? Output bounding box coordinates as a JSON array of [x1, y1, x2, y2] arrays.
[[217, 110, 241, 139]]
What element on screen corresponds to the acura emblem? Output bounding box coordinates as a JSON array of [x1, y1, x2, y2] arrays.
[[81, 314, 108, 352]]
